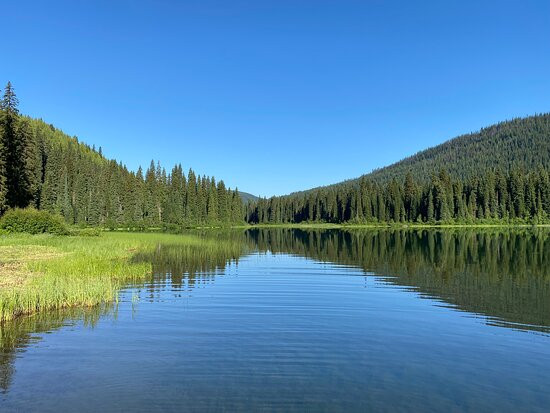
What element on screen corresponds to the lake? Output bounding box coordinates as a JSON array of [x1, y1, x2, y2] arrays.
[[2, 229, 550, 412]]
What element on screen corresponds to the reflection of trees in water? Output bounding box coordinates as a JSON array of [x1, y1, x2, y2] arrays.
[[131, 236, 246, 294], [130, 228, 550, 331], [246, 228, 550, 332], [1, 235, 247, 394], [0, 304, 115, 394], [2, 228, 549, 394]]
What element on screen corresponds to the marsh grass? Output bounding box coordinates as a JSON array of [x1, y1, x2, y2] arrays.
[[0, 245, 65, 288], [0, 232, 246, 322]]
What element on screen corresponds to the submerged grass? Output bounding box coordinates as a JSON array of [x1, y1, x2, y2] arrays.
[[0, 232, 245, 322]]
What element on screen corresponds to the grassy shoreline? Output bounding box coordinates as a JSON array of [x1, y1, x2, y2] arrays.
[[127, 222, 550, 231], [2, 223, 548, 322], [0, 232, 242, 322]]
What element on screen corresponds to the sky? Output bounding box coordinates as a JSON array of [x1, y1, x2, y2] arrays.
[[2, 0, 550, 197]]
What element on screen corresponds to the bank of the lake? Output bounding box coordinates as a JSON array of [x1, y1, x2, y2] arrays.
[[2, 223, 548, 323], [246, 221, 550, 229], [3, 227, 550, 411], [0, 232, 244, 322]]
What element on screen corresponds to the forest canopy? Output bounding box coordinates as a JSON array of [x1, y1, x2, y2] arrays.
[[247, 113, 550, 225], [0, 83, 244, 228], [246, 168, 550, 224], [2, 82, 550, 227]]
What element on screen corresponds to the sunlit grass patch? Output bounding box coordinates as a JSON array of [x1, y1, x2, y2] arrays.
[[0, 245, 65, 288], [0, 232, 246, 322]]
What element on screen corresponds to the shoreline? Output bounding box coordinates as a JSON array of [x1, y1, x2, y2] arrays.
[[0, 232, 243, 323], [2, 223, 549, 322], [235, 223, 550, 230]]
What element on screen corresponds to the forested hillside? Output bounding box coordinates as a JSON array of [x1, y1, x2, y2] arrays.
[[247, 114, 550, 225], [0, 83, 244, 227], [3, 80, 549, 228], [358, 113, 550, 185]]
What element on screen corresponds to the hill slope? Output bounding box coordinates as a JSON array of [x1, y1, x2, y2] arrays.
[[1, 111, 244, 226], [353, 113, 550, 185], [293, 113, 550, 197], [239, 191, 259, 203], [247, 112, 550, 224]]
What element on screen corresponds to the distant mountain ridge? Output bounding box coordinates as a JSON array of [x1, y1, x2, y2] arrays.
[[239, 191, 258, 203]]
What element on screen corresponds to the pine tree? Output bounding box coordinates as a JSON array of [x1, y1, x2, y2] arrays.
[[206, 178, 219, 224], [133, 167, 145, 225], [0, 116, 6, 213], [185, 169, 197, 225], [403, 172, 417, 221], [232, 188, 242, 223], [427, 189, 434, 223], [217, 180, 228, 224], [144, 160, 157, 225], [1, 82, 34, 208]]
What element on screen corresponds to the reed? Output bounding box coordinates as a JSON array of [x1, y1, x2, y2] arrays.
[[0, 232, 246, 322]]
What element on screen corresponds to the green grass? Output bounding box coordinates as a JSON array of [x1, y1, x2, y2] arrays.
[[0, 232, 244, 322], [3, 222, 545, 322]]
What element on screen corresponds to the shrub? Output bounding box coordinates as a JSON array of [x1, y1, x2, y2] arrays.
[[162, 223, 181, 233], [74, 227, 102, 237], [0, 208, 69, 235]]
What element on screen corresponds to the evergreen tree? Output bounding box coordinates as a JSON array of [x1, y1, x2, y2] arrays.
[[0, 117, 6, 213], [0, 82, 34, 208]]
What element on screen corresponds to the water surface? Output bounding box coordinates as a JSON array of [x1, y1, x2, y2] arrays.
[[2, 229, 550, 412]]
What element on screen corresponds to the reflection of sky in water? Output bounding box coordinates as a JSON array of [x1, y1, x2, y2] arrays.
[[2, 230, 550, 412]]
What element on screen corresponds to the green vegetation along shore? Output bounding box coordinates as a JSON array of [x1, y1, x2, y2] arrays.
[[0, 231, 245, 322], [2, 80, 550, 324], [247, 221, 550, 229], [1, 220, 548, 323]]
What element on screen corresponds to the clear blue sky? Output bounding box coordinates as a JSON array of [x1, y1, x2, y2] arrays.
[[2, 1, 550, 196]]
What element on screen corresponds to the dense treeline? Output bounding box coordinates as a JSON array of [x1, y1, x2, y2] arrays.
[[278, 113, 550, 219], [248, 112, 550, 225], [0, 83, 244, 227], [247, 168, 550, 224]]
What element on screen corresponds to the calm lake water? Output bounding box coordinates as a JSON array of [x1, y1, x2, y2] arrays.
[[2, 229, 550, 412]]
